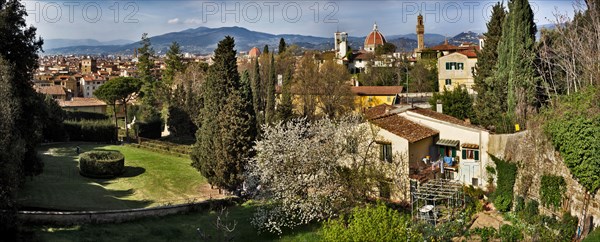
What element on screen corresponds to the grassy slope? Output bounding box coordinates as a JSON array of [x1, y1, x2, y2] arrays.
[[17, 143, 207, 211], [584, 228, 600, 242], [34, 203, 322, 242]]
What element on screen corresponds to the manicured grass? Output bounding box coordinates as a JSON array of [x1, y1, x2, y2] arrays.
[[32, 202, 322, 242], [17, 143, 209, 211], [584, 228, 600, 242]]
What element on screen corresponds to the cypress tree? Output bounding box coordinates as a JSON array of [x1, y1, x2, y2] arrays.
[[251, 58, 264, 127], [277, 68, 294, 122], [162, 42, 184, 101], [473, 2, 506, 128], [192, 36, 256, 191], [495, 0, 537, 127], [263, 45, 269, 55], [278, 38, 287, 54], [265, 53, 276, 123], [137, 33, 160, 121]]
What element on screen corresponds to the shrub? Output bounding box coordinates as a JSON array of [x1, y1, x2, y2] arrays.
[[64, 119, 115, 142], [135, 118, 162, 139], [498, 224, 523, 242], [79, 151, 125, 178], [321, 202, 422, 242], [523, 199, 540, 224], [471, 227, 497, 242], [491, 155, 517, 212], [557, 212, 578, 242], [540, 175, 566, 209], [514, 196, 525, 213], [65, 111, 109, 121]]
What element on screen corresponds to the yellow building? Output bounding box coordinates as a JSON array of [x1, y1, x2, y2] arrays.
[[351, 86, 403, 111]]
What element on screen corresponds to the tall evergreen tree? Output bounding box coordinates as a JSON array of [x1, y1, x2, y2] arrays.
[[162, 42, 184, 102], [137, 33, 160, 121], [192, 36, 256, 191], [251, 58, 264, 127], [0, 0, 44, 236], [495, 0, 537, 127], [474, 2, 506, 128], [278, 38, 287, 54], [263, 45, 269, 55], [277, 69, 294, 122], [265, 53, 276, 123]]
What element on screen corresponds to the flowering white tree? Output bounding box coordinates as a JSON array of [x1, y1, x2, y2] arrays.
[[246, 116, 410, 234]]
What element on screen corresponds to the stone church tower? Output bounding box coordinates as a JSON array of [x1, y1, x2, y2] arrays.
[[416, 14, 425, 51]]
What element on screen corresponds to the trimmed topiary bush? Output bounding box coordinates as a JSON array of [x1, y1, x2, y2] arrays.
[[79, 151, 125, 178]]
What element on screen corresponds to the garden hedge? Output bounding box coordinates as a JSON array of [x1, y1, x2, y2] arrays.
[[66, 111, 109, 121], [64, 119, 115, 142], [135, 119, 162, 139], [79, 151, 125, 178]]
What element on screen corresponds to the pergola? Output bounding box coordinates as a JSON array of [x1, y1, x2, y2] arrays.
[[411, 178, 465, 226]]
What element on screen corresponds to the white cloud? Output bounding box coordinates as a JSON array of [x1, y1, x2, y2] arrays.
[[167, 18, 180, 24]]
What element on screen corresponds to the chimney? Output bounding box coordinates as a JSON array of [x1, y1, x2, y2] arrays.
[[436, 100, 443, 114]]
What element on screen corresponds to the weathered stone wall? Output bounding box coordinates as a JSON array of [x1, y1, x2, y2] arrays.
[[16, 198, 238, 226], [489, 130, 599, 229]]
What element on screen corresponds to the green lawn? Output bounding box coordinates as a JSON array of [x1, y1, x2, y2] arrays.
[[32, 202, 322, 242], [17, 143, 209, 211], [584, 228, 600, 242]]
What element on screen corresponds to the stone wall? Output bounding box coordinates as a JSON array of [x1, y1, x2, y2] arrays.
[[17, 198, 238, 226], [489, 130, 599, 230]]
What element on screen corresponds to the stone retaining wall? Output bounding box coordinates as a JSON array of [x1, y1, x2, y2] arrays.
[[17, 198, 238, 226], [489, 131, 599, 231]]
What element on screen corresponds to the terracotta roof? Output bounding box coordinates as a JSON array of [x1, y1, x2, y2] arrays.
[[364, 104, 393, 120], [364, 23, 386, 47], [248, 47, 261, 58], [408, 107, 485, 130], [370, 114, 439, 143], [351, 86, 403, 96], [457, 50, 477, 58], [430, 43, 461, 51], [58, 97, 106, 107], [36, 86, 66, 96]]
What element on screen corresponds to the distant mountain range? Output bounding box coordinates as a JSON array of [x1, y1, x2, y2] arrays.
[[43, 39, 134, 50], [43, 26, 479, 56]]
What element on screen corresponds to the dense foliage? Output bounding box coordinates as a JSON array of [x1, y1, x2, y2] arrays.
[[65, 111, 108, 121], [135, 117, 163, 139], [79, 151, 125, 178], [495, 0, 538, 126], [95, 77, 142, 140], [540, 175, 566, 209], [192, 36, 257, 191], [498, 224, 523, 242], [473, 2, 507, 129], [429, 85, 474, 121], [64, 119, 116, 142], [321, 203, 421, 242], [491, 155, 517, 212], [544, 88, 600, 194]]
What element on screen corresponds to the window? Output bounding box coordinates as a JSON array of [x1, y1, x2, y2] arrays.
[[86, 86, 89, 90], [472, 177, 479, 186], [445, 62, 464, 70], [379, 142, 392, 162], [461, 149, 480, 161], [445, 79, 452, 85]]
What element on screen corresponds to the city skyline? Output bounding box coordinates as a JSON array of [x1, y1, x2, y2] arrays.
[[25, 0, 576, 42]]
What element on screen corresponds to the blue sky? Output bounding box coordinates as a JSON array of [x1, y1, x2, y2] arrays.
[[24, 0, 577, 41]]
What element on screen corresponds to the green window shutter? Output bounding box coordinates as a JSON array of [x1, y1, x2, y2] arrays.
[[386, 144, 393, 162], [474, 150, 479, 161], [462, 149, 466, 159], [440, 147, 445, 156], [379, 145, 384, 161], [451, 148, 456, 157]]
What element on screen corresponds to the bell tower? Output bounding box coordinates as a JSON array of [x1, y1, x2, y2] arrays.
[[416, 14, 425, 51]]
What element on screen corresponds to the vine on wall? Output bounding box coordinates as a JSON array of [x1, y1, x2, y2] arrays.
[[491, 155, 518, 212], [540, 175, 566, 210]]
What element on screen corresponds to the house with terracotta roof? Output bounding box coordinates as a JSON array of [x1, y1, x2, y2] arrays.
[[35, 85, 67, 100], [57, 97, 107, 114], [80, 75, 107, 98], [364, 104, 491, 200], [437, 50, 478, 94]]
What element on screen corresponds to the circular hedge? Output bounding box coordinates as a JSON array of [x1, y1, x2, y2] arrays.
[[79, 151, 125, 178]]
